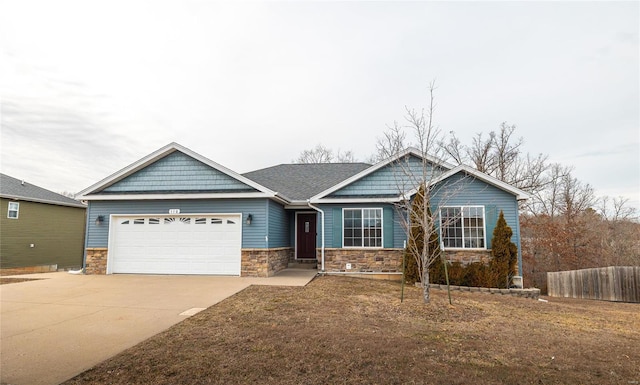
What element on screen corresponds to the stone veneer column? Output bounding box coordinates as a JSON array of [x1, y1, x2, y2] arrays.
[[85, 248, 108, 275], [241, 248, 293, 277]]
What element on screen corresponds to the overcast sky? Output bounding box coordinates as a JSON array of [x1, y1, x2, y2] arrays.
[[1, 1, 638, 209]]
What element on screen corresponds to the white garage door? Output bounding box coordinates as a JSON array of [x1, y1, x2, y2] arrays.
[[108, 214, 242, 275]]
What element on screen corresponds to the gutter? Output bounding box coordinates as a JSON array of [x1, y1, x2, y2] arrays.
[[0, 194, 87, 209], [306, 200, 325, 273]]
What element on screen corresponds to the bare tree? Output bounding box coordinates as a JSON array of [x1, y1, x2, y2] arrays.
[[526, 163, 572, 218], [467, 132, 494, 173], [441, 122, 557, 216], [599, 196, 638, 221], [559, 174, 595, 222], [491, 122, 522, 181], [380, 81, 464, 303], [370, 121, 408, 163], [295, 144, 334, 163], [441, 131, 465, 166], [336, 149, 357, 163], [295, 144, 358, 163]]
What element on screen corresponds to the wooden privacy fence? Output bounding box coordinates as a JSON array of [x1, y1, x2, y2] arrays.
[[547, 266, 640, 303]]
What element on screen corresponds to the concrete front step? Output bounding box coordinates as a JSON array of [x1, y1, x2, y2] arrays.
[[287, 261, 318, 269]]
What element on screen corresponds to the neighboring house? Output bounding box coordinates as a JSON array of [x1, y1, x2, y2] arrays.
[[78, 143, 528, 278], [0, 174, 86, 271]]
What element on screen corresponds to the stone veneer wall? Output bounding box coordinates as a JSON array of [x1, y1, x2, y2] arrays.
[[444, 249, 492, 265], [429, 283, 540, 300], [241, 247, 293, 277], [323, 248, 403, 273], [0, 265, 59, 275], [444, 249, 520, 275], [85, 248, 108, 275], [85, 247, 293, 277]]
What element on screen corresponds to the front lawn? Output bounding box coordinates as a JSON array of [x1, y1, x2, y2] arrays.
[[63, 276, 639, 385]]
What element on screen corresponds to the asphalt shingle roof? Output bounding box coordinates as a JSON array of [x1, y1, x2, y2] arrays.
[[243, 163, 371, 201], [0, 174, 86, 208]]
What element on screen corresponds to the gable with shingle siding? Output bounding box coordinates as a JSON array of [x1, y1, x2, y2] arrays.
[[101, 151, 258, 194], [327, 155, 446, 198]]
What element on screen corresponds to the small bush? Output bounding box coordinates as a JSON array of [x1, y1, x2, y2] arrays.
[[429, 210, 519, 289], [403, 250, 421, 285], [430, 260, 493, 287]]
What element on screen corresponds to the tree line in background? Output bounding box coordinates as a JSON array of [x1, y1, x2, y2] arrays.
[[439, 122, 639, 292], [297, 112, 639, 294]]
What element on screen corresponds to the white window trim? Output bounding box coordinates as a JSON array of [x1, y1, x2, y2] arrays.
[[7, 202, 19, 219], [439, 205, 486, 250], [342, 207, 383, 249]]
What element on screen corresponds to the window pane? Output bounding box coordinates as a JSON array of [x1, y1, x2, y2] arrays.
[[363, 209, 382, 248], [344, 208, 382, 248], [343, 209, 362, 247], [460, 206, 485, 249], [441, 208, 462, 249], [7, 202, 19, 218]]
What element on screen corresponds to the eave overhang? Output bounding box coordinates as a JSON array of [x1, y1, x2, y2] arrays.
[[0, 194, 87, 208]]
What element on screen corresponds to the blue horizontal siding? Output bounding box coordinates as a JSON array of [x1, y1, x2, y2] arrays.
[[87, 199, 268, 248], [103, 151, 256, 193], [267, 199, 290, 248], [318, 203, 405, 249], [430, 171, 521, 266]]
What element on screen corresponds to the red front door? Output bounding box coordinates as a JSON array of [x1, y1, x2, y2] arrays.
[[296, 213, 317, 259]]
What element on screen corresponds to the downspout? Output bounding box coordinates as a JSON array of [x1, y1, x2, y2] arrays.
[[515, 201, 523, 277], [306, 200, 325, 273], [81, 203, 91, 273], [265, 199, 270, 248]]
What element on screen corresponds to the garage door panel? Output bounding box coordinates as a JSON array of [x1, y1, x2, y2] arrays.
[[110, 214, 242, 275]]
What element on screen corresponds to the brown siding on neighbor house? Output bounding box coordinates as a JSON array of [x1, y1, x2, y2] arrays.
[[0, 199, 86, 269]]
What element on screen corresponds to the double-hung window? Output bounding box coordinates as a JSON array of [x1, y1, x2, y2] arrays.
[[7, 202, 19, 219], [440, 206, 485, 249], [343, 208, 382, 247]]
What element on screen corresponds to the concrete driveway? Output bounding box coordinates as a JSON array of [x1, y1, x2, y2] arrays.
[[0, 270, 316, 385]]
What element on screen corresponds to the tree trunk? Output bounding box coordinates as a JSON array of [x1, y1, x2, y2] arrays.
[[422, 265, 430, 303]]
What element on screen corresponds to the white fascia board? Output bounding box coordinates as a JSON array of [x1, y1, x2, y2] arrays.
[[286, 196, 402, 208], [310, 197, 402, 204], [421, 165, 530, 201], [309, 147, 454, 201], [77, 142, 282, 199], [77, 143, 180, 197], [79, 192, 274, 201], [284, 203, 315, 210], [270, 193, 291, 205]]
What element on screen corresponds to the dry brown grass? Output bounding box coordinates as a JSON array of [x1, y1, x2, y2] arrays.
[[63, 276, 639, 385]]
